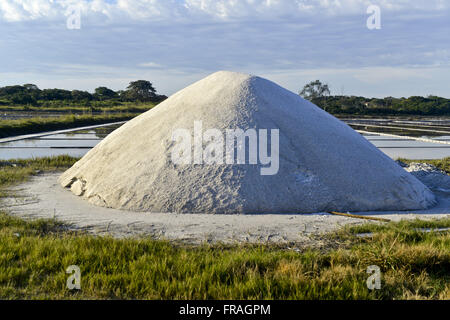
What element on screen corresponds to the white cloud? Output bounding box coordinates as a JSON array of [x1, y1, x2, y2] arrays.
[[139, 62, 163, 68], [0, 0, 448, 22], [0, 1, 25, 22]]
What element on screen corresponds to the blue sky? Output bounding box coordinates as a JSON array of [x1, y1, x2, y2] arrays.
[[0, 0, 449, 98]]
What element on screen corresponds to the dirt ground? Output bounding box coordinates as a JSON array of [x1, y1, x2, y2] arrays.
[[3, 172, 449, 245]]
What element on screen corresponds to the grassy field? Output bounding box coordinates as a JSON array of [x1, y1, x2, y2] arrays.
[[0, 156, 448, 299], [0, 114, 139, 139]]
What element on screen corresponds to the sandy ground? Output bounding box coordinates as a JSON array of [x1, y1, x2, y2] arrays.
[[2, 172, 449, 245]]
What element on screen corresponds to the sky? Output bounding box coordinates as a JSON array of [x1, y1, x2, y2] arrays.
[[0, 0, 449, 98]]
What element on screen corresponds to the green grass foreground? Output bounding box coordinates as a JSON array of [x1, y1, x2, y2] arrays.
[[0, 113, 139, 139], [0, 156, 449, 299]]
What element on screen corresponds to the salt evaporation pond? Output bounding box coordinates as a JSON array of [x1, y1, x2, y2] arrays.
[[0, 125, 119, 160], [365, 135, 450, 159]]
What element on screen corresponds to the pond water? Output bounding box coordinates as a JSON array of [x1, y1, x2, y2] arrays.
[[364, 135, 450, 159], [1, 120, 450, 160], [0, 125, 120, 160]]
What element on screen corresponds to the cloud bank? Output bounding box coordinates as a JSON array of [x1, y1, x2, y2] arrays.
[[1, 0, 448, 22], [0, 0, 449, 97]]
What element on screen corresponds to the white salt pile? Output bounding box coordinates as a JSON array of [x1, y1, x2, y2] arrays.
[[401, 161, 450, 193], [60, 71, 436, 214]]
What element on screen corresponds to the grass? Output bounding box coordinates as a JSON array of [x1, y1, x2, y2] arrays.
[[0, 157, 449, 299], [0, 102, 156, 113], [0, 156, 78, 190], [0, 114, 139, 139]]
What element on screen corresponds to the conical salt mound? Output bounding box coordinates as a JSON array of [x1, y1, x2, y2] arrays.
[[60, 71, 436, 213]]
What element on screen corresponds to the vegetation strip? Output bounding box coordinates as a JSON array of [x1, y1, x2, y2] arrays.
[[0, 81, 166, 108], [310, 93, 450, 116], [0, 114, 135, 139], [351, 123, 450, 135], [0, 103, 155, 114]]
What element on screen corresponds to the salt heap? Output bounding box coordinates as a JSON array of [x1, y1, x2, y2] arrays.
[[60, 71, 436, 213]]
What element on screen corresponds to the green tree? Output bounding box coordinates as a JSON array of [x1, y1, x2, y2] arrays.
[[0, 85, 26, 96], [71, 90, 93, 101], [125, 80, 157, 102], [11, 93, 36, 105], [41, 88, 72, 101], [94, 87, 118, 100], [23, 84, 40, 91], [299, 80, 331, 100]]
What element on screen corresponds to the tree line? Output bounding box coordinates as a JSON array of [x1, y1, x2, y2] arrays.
[[300, 80, 450, 116], [2, 78, 449, 116], [0, 80, 167, 107]]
